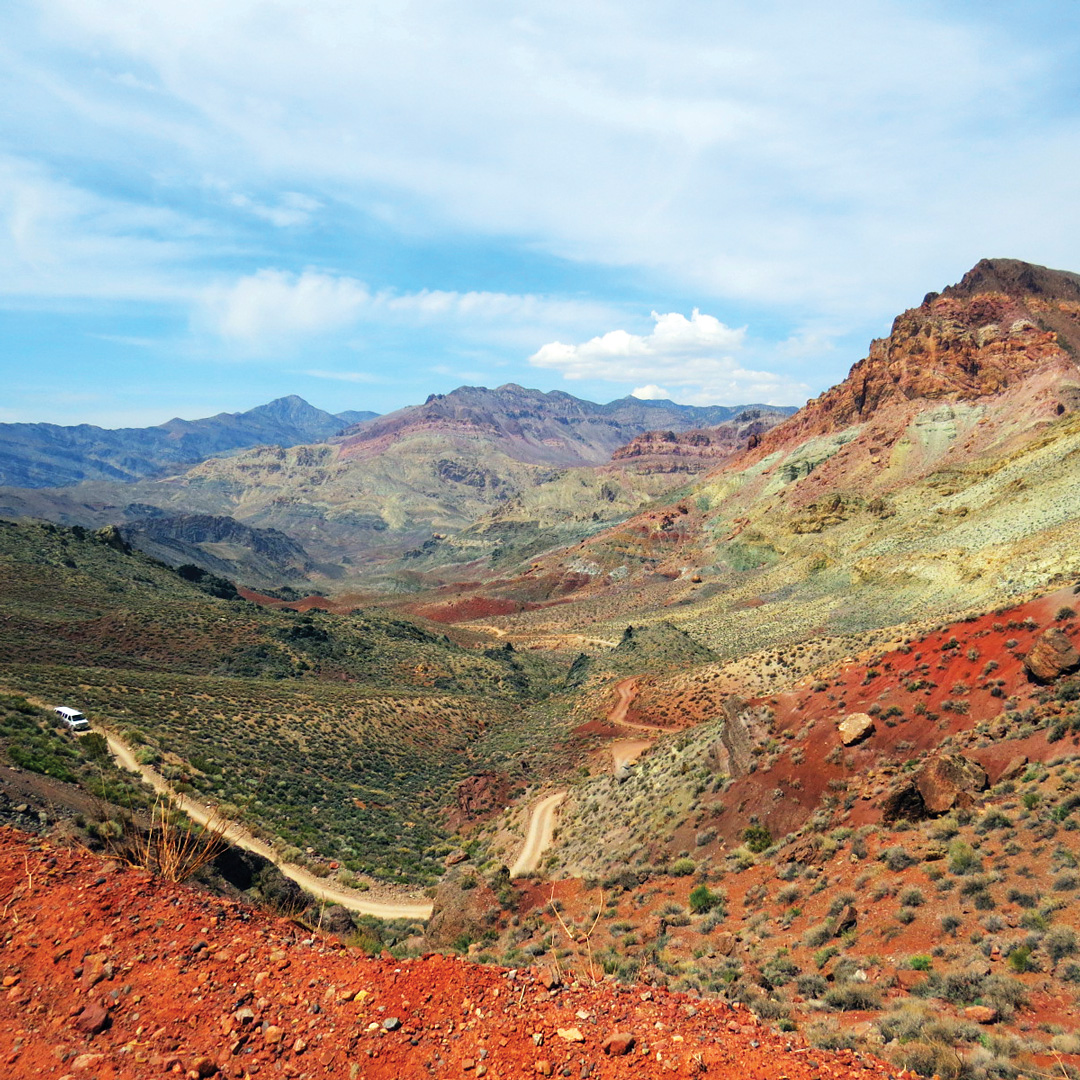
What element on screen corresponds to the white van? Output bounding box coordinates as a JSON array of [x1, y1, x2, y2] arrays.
[[54, 706, 90, 732]]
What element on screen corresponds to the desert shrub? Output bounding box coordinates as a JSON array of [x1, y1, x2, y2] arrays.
[[742, 825, 772, 854], [1006, 945, 1034, 973], [1006, 888, 1039, 908], [762, 952, 800, 987], [948, 840, 981, 875], [670, 856, 696, 877], [777, 883, 801, 906], [824, 982, 881, 1011], [882, 845, 918, 871], [900, 886, 925, 907], [796, 972, 828, 998], [940, 914, 963, 936], [1044, 925, 1078, 961], [814, 945, 839, 969], [805, 1022, 858, 1051], [804, 922, 833, 948], [748, 995, 788, 1021], [909, 954, 933, 971]]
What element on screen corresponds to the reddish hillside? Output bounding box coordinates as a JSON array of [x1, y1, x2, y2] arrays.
[[754, 258, 1080, 455], [0, 831, 901, 1079]]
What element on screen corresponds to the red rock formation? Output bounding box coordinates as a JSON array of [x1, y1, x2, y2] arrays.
[[753, 259, 1080, 455]]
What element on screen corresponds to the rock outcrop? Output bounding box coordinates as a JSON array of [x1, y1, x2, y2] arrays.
[[424, 870, 502, 951], [881, 752, 989, 820], [916, 753, 988, 815]]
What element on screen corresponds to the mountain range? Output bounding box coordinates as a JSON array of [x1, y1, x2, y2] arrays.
[[0, 394, 377, 487], [0, 386, 794, 583]]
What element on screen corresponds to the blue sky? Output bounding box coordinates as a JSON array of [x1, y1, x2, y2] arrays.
[[2, 0, 1079, 427]]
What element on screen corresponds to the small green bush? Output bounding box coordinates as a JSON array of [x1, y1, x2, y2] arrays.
[[689, 884, 722, 914]]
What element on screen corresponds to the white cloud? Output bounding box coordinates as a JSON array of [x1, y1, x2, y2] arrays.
[[202, 269, 369, 344], [0, 155, 206, 301], [631, 385, 671, 400], [199, 268, 621, 352], [531, 310, 808, 405]]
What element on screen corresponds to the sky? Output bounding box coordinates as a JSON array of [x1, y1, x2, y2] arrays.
[[2, 0, 1079, 427]]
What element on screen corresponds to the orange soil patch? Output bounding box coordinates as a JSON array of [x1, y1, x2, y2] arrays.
[[0, 830, 903, 1080]]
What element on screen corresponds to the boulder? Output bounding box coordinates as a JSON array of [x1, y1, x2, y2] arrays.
[[1023, 628, 1080, 683], [880, 781, 926, 823], [313, 905, 356, 938], [833, 904, 857, 937], [714, 932, 736, 956], [916, 753, 988, 815], [964, 1005, 998, 1024], [838, 712, 875, 746]]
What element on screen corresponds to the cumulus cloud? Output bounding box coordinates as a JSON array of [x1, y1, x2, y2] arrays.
[[530, 310, 808, 405], [631, 385, 671, 400]]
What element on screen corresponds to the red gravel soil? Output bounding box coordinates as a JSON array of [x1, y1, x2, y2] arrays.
[[0, 830, 904, 1080]]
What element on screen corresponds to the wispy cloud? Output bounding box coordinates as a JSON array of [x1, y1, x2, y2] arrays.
[[303, 368, 383, 384], [23, 0, 1080, 320], [198, 268, 620, 352]]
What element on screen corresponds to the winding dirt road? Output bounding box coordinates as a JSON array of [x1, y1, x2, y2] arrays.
[[509, 791, 567, 878], [98, 729, 434, 921], [608, 678, 668, 733]]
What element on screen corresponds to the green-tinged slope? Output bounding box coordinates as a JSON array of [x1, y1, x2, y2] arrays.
[[0, 520, 574, 884]]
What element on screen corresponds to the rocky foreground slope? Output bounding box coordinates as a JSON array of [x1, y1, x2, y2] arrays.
[[0, 830, 900, 1079]]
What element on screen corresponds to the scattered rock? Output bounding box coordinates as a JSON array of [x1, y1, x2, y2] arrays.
[[191, 1056, 218, 1077], [602, 1032, 635, 1056], [71, 1052, 106, 1071], [539, 966, 561, 990], [837, 712, 875, 746], [557, 1027, 584, 1042], [382, 1017, 401, 1031], [713, 931, 736, 956], [1024, 628, 1080, 683], [535, 1060, 552, 1076], [73, 1002, 110, 1036], [833, 904, 857, 937], [444, 849, 468, 867], [964, 1005, 999, 1024]]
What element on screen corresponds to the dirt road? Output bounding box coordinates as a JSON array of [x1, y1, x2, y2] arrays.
[[509, 791, 567, 878], [610, 738, 652, 771], [99, 729, 434, 921], [608, 678, 668, 733]]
